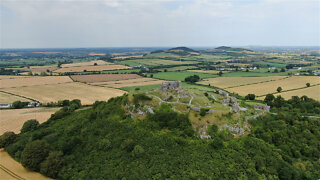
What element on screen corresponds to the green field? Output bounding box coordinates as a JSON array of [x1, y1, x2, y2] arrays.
[[153, 71, 218, 81], [221, 71, 288, 77], [118, 59, 199, 67], [249, 61, 286, 68]]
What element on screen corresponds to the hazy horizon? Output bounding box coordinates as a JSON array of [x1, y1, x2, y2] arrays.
[[1, 0, 319, 48]]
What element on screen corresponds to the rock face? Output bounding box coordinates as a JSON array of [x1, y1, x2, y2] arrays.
[[224, 97, 240, 112], [190, 106, 201, 112], [161, 81, 182, 91], [254, 104, 270, 112], [218, 90, 229, 97]]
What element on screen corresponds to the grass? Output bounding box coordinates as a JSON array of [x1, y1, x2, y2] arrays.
[[153, 72, 218, 81], [221, 71, 288, 77], [120, 84, 162, 92]]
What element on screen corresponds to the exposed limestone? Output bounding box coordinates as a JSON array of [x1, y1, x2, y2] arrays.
[[218, 90, 229, 97], [161, 81, 182, 91], [254, 104, 270, 112], [190, 106, 200, 112]]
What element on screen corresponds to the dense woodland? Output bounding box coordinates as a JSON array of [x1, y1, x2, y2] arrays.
[[1, 94, 319, 179]]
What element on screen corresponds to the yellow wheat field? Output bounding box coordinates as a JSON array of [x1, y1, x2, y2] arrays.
[[272, 85, 320, 101], [227, 76, 320, 96], [3, 82, 126, 105], [54, 64, 131, 73], [0, 149, 52, 180], [0, 107, 59, 134], [0, 92, 30, 104], [92, 78, 165, 88], [61, 60, 111, 68], [0, 76, 73, 89], [198, 76, 287, 88], [0, 75, 29, 80]]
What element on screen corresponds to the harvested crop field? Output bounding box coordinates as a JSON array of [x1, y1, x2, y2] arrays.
[[273, 85, 320, 101], [54, 64, 131, 73], [120, 59, 198, 66], [71, 74, 142, 83], [3, 82, 125, 105], [198, 76, 288, 88], [226, 76, 320, 96], [188, 70, 222, 74], [93, 78, 165, 88], [0, 107, 59, 134], [0, 76, 72, 89], [61, 60, 111, 67], [0, 75, 29, 80], [0, 92, 30, 104], [0, 149, 52, 180]]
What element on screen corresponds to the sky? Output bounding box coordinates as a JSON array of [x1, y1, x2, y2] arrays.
[[0, 0, 319, 48]]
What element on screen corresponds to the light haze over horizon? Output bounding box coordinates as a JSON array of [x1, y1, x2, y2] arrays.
[[1, 0, 319, 49]]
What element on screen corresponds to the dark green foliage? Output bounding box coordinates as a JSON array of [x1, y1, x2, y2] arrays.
[[277, 86, 282, 92], [21, 119, 39, 133], [184, 75, 200, 83], [200, 108, 208, 116], [12, 101, 29, 109], [131, 145, 145, 157], [264, 94, 275, 103], [218, 71, 223, 76], [133, 93, 152, 105], [0, 131, 16, 148], [3, 94, 319, 179], [121, 139, 135, 152], [306, 82, 310, 87], [21, 140, 51, 171], [40, 151, 64, 178], [245, 94, 256, 100], [210, 137, 224, 149], [148, 104, 194, 137]]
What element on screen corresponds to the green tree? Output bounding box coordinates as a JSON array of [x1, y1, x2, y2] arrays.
[[277, 87, 282, 93], [40, 151, 64, 178], [306, 83, 310, 87], [218, 71, 223, 77], [21, 140, 51, 171], [264, 94, 275, 103], [132, 145, 145, 157], [245, 94, 256, 100], [0, 131, 16, 148], [21, 119, 39, 133]]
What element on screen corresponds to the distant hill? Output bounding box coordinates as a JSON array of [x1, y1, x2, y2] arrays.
[[214, 46, 253, 52], [168, 47, 199, 53]]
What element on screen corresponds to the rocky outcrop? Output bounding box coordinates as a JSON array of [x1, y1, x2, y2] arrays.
[[254, 104, 270, 112], [161, 81, 182, 91], [218, 90, 229, 97]]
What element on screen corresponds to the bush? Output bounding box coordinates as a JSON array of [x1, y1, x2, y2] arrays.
[[21, 140, 51, 171], [21, 119, 39, 133], [121, 139, 135, 152], [200, 108, 208, 116], [245, 94, 256, 100], [12, 101, 28, 109], [40, 151, 64, 178], [132, 145, 145, 157], [306, 83, 310, 87], [210, 137, 224, 149], [277, 87, 282, 93], [133, 93, 152, 104], [0, 131, 16, 148], [185, 75, 200, 83]]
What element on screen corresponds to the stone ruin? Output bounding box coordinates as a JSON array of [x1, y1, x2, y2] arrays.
[[254, 104, 270, 112], [161, 81, 182, 91]]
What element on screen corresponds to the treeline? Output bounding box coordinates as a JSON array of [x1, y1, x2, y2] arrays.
[[0, 95, 319, 179]]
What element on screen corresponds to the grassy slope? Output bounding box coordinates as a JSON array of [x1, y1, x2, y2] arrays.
[[153, 72, 218, 81]]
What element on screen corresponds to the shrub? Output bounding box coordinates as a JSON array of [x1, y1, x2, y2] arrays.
[[98, 138, 112, 150], [277, 87, 282, 93], [40, 151, 64, 178], [132, 145, 145, 157], [245, 94, 256, 100], [21, 119, 39, 133], [185, 75, 200, 83], [306, 83, 310, 87], [121, 139, 135, 152], [21, 140, 51, 171], [210, 137, 224, 149], [200, 108, 208, 116], [0, 131, 16, 148]]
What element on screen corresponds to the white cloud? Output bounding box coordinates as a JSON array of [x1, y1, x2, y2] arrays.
[[0, 0, 319, 48]]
